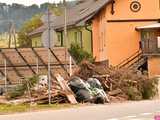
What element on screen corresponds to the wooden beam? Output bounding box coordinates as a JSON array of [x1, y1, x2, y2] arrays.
[[0, 50, 23, 78], [31, 48, 56, 79], [49, 48, 69, 76], [15, 48, 36, 75], [107, 19, 159, 23]]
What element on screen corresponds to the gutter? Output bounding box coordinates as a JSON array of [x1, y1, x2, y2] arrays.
[[85, 23, 93, 54]]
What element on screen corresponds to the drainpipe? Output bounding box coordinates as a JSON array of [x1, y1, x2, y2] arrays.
[[85, 23, 93, 53]]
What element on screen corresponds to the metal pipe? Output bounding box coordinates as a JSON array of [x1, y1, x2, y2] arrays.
[[63, 0, 68, 70], [85, 24, 93, 53], [4, 59, 7, 93], [69, 56, 72, 76], [47, 7, 51, 105], [36, 58, 39, 74]]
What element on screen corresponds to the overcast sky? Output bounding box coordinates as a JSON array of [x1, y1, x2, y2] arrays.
[[0, 0, 74, 6]]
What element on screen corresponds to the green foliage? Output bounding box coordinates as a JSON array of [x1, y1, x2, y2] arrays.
[[18, 14, 43, 47], [7, 75, 39, 99], [141, 78, 158, 99], [69, 43, 95, 64], [17, 5, 62, 48], [7, 85, 26, 99], [127, 87, 142, 100]]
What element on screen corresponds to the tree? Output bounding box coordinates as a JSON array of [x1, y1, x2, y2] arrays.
[[17, 5, 62, 47], [18, 14, 43, 47]]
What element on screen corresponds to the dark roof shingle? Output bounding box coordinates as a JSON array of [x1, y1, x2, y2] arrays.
[[29, 0, 111, 36]]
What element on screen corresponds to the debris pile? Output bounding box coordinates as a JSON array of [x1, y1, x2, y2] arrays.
[[1, 60, 158, 105], [5, 74, 77, 105], [73, 60, 158, 102]]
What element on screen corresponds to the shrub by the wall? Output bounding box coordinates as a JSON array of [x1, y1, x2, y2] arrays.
[[69, 43, 95, 64]]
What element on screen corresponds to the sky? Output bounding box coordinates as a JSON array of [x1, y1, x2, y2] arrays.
[[0, 0, 74, 6]]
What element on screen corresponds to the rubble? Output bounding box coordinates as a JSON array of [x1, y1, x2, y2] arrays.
[[1, 60, 157, 105], [4, 75, 77, 105], [73, 60, 157, 102]]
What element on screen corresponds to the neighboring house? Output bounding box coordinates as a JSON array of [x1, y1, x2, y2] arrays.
[[29, 0, 94, 53], [87, 0, 160, 77]]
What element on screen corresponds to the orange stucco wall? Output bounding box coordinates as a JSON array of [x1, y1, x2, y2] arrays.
[[92, 0, 160, 66], [148, 57, 160, 78], [92, 16, 100, 61], [92, 9, 107, 62]]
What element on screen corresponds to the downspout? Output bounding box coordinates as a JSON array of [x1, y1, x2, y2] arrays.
[[85, 23, 93, 53]]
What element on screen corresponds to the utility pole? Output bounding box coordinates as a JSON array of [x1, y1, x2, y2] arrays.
[[63, 0, 72, 76], [47, 7, 51, 105], [63, 0, 68, 70]]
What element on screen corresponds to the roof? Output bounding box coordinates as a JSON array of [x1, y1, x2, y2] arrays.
[[29, 0, 111, 36], [136, 23, 160, 30]]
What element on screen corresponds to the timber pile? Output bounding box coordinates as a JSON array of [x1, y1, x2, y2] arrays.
[[4, 74, 77, 105], [27, 75, 77, 104]]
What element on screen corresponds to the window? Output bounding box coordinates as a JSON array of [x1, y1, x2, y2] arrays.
[[74, 31, 82, 48], [74, 32, 78, 43], [55, 32, 63, 47]]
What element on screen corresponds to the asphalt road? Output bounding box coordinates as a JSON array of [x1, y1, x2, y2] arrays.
[[0, 100, 160, 120]]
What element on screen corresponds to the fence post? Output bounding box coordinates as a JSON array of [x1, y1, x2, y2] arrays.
[[4, 59, 7, 93], [36, 58, 39, 74], [69, 56, 72, 76]]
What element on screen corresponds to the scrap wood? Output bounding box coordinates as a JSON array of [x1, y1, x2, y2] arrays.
[[55, 74, 78, 104], [108, 89, 122, 96], [92, 74, 113, 90], [92, 74, 110, 78], [14, 92, 67, 104]]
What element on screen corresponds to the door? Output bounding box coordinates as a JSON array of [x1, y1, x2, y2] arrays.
[[99, 12, 107, 61]]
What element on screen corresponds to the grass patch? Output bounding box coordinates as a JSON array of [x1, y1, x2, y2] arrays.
[[0, 103, 79, 114]]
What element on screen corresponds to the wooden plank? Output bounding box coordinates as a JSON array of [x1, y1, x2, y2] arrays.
[[1, 50, 23, 77], [49, 48, 69, 76], [55, 74, 77, 104], [15, 48, 36, 74]]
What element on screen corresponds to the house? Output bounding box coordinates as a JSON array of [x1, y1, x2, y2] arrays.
[[30, 0, 160, 77], [87, 0, 160, 77], [29, 0, 94, 53]]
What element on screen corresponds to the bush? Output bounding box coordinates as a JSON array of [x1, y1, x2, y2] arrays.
[[7, 75, 39, 99], [141, 78, 158, 99], [127, 87, 142, 100], [7, 85, 26, 99], [69, 43, 95, 64]]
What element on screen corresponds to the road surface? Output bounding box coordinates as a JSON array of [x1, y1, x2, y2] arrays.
[[0, 100, 160, 120]]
